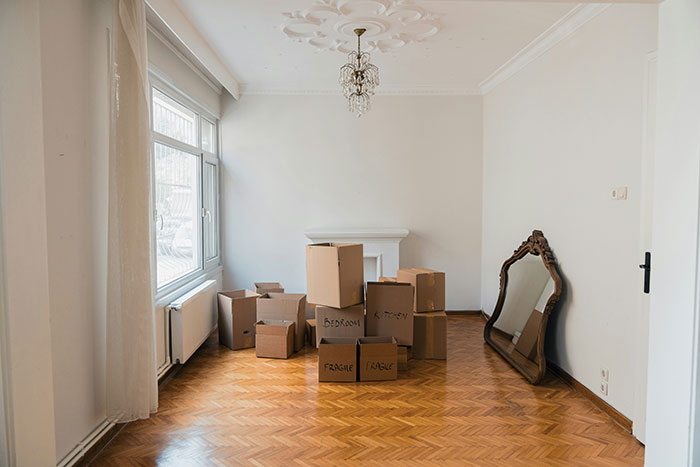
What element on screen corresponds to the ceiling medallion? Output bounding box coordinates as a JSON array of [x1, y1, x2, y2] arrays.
[[339, 28, 379, 117], [281, 0, 441, 54]]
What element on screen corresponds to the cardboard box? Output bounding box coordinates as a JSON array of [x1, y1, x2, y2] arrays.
[[318, 337, 358, 382], [254, 282, 284, 295], [398, 346, 409, 371], [306, 319, 317, 348], [306, 243, 364, 308], [359, 336, 398, 381], [257, 293, 306, 352], [379, 276, 397, 283], [397, 268, 446, 312], [365, 282, 414, 346], [217, 290, 260, 350], [315, 304, 365, 347], [413, 312, 447, 360], [515, 310, 543, 360], [255, 320, 294, 359]]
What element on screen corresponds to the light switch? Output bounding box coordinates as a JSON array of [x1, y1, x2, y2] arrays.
[[611, 186, 628, 200]]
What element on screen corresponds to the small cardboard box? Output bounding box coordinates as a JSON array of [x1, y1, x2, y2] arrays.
[[318, 337, 358, 382], [217, 290, 260, 350], [257, 293, 306, 352], [255, 320, 294, 359], [365, 282, 414, 346], [397, 268, 446, 312], [379, 276, 397, 283], [254, 282, 284, 295], [515, 310, 543, 360], [398, 346, 409, 371], [359, 336, 398, 381], [306, 243, 364, 308], [413, 312, 447, 360], [315, 304, 365, 347], [306, 319, 317, 348]]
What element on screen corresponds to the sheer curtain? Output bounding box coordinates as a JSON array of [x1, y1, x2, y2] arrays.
[[106, 0, 158, 422]]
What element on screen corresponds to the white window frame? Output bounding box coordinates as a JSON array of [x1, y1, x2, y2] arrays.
[[148, 74, 221, 299]]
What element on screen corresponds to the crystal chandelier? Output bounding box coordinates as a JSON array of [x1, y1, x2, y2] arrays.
[[339, 28, 380, 117]]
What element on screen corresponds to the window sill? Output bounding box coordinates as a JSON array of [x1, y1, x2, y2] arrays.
[[155, 264, 223, 308]]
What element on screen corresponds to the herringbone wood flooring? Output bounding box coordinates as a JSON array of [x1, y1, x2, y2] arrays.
[[92, 316, 643, 466]]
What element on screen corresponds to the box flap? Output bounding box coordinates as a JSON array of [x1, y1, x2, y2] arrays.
[[320, 337, 358, 345]]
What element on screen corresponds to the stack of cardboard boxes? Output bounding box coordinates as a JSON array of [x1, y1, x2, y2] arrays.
[[215, 243, 448, 378], [308, 243, 447, 382]]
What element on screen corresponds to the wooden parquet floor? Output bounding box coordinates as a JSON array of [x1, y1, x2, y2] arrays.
[[92, 316, 643, 466]]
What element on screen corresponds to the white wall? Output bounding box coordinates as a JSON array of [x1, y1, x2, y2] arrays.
[[39, 0, 112, 461], [644, 0, 700, 464], [481, 4, 657, 419], [0, 1, 58, 464], [220, 94, 483, 310]]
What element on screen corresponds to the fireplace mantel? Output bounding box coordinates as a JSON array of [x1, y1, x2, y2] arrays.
[[304, 228, 409, 281]]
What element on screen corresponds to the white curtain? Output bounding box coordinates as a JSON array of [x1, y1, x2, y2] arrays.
[[106, 0, 158, 422]]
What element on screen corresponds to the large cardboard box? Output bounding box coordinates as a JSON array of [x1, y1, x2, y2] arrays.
[[359, 336, 398, 381], [515, 310, 543, 360], [306, 319, 317, 348], [413, 312, 447, 360], [255, 320, 294, 359], [254, 282, 284, 295], [217, 290, 260, 350], [397, 268, 446, 312], [306, 243, 364, 308], [257, 293, 306, 352], [318, 337, 358, 382], [365, 281, 414, 346], [315, 304, 365, 347]]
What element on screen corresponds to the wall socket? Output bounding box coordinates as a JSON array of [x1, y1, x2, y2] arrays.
[[600, 381, 609, 396], [600, 367, 609, 382], [611, 186, 628, 200]]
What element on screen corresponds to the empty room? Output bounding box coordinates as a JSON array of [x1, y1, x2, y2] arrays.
[[0, 0, 699, 465]]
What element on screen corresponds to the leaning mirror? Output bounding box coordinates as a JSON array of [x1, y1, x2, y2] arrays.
[[484, 230, 563, 384]]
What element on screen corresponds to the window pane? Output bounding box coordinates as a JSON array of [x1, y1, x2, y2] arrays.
[[155, 143, 200, 287], [203, 162, 218, 261], [152, 88, 197, 146], [201, 118, 216, 153]]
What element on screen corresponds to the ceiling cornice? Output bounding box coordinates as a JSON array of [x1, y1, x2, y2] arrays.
[[240, 85, 482, 96], [478, 3, 611, 94]]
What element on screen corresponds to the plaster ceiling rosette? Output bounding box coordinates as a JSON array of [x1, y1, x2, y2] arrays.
[[281, 0, 441, 54]]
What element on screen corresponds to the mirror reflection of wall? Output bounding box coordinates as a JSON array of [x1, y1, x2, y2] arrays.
[[493, 257, 554, 360]]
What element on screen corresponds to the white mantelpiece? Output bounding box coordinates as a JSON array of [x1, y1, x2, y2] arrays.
[[304, 228, 409, 282]]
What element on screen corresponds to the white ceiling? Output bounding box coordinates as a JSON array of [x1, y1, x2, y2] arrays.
[[172, 0, 580, 95]]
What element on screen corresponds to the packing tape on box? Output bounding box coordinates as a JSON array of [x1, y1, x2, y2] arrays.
[[427, 273, 435, 287], [426, 316, 434, 357], [351, 291, 357, 303], [427, 299, 434, 311]]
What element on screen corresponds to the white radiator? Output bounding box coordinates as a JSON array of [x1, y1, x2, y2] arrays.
[[169, 280, 217, 364]]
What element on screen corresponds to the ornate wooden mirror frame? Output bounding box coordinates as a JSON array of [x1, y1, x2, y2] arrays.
[[483, 230, 563, 384]]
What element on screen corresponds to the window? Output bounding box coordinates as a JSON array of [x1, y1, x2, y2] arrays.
[[150, 80, 220, 291]]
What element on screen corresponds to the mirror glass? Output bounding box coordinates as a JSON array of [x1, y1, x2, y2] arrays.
[[492, 256, 554, 352]]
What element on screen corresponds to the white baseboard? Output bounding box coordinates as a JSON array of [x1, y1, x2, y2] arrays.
[[56, 419, 115, 467]]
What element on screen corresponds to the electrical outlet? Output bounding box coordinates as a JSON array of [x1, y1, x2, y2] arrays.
[[600, 367, 609, 382], [611, 186, 628, 200], [600, 381, 609, 396]]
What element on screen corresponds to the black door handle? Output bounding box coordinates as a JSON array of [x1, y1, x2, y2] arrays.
[[639, 252, 651, 294]]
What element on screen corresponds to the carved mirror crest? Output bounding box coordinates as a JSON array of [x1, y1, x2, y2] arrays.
[[483, 230, 563, 384]]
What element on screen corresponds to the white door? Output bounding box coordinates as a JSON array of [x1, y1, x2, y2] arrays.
[[632, 51, 657, 444]]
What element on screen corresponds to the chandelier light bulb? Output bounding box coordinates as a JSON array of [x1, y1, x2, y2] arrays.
[[339, 28, 379, 117]]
